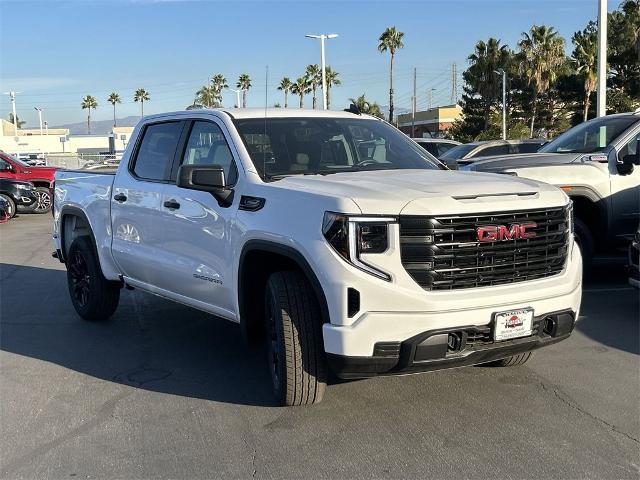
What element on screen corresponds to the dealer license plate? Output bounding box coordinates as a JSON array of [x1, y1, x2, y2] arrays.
[[493, 308, 534, 341]]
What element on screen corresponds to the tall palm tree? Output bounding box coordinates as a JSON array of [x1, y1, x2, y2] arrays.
[[278, 77, 293, 108], [210, 74, 228, 107], [81, 95, 98, 134], [133, 88, 150, 116], [324, 66, 341, 109], [572, 27, 598, 121], [305, 64, 321, 109], [107, 92, 121, 127], [236, 73, 251, 107], [378, 26, 405, 123], [518, 25, 565, 136], [467, 38, 511, 129], [195, 84, 216, 108], [349, 94, 384, 119], [7, 113, 25, 129], [291, 76, 310, 108]]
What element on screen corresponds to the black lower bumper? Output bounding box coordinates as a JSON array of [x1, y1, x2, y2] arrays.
[[327, 309, 576, 379]]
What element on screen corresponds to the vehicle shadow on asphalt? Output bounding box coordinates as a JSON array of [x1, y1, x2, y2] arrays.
[[575, 263, 639, 356], [0, 263, 277, 407]]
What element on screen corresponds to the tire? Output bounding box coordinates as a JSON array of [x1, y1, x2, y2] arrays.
[[0, 194, 16, 218], [265, 270, 327, 406], [26, 187, 53, 214], [573, 217, 594, 268], [66, 236, 120, 321], [483, 351, 533, 367]]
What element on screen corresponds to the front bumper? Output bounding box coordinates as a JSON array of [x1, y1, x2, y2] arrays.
[[328, 310, 575, 379]]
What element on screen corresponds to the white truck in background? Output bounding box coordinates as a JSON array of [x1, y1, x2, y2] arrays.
[[53, 108, 582, 406]]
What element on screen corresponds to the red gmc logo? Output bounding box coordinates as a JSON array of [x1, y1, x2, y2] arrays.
[[476, 223, 537, 243]]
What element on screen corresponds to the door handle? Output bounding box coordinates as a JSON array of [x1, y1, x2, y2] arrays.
[[113, 193, 127, 202], [163, 199, 181, 210]]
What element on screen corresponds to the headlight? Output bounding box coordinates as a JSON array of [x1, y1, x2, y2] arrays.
[[322, 212, 393, 280], [16, 183, 34, 190]]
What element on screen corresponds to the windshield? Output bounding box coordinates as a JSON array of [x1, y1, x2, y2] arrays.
[[233, 117, 443, 180], [439, 143, 477, 160], [0, 153, 30, 167], [540, 116, 639, 154]]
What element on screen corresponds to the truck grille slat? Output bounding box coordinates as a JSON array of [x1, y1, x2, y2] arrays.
[[399, 207, 570, 291]]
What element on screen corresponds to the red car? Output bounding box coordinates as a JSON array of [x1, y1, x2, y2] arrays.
[[0, 151, 57, 213]]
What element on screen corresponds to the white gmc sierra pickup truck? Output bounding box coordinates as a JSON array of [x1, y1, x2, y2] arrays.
[[53, 108, 582, 406]]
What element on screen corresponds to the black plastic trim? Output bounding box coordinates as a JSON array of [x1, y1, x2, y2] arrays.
[[58, 206, 98, 263], [239, 195, 266, 212]]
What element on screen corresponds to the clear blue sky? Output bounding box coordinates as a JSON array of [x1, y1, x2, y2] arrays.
[[0, 0, 612, 127]]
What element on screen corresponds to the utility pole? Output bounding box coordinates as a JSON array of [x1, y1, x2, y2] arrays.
[[34, 107, 44, 136], [411, 67, 416, 137], [451, 63, 458, 104], [428, 88, 435, 110], [596, 0, 607, 117], [228, 88, 245, 108], [305, 33, 338, 110], [4, 91, 21, 137], [495, 69, 507, 140]]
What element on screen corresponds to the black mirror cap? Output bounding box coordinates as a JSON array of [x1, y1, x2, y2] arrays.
[[177, 164, 226, 191], [617, 157, 635, 175], [176, 164, 233, 207]]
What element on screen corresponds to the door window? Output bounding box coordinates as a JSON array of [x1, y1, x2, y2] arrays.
[[182, 121, 238, 184], [131, 122, 183, 181], [618, 134, 639, 163], [475, 145, 509, 157]]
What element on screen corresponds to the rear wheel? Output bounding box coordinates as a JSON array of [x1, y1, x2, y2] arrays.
[[0, 194, 16, 218], [483, 351, 533, 367], [265, 270, 327, 406], [66, 236, 120, 321], [27, 187, 53, 214]]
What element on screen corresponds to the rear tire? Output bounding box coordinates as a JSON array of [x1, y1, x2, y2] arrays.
[[0, 194, 16, 218], [573, 218, 594, 268], [66, 236, 120, 321], [265, 270, 327, 406], [26, 187, 53, 214], [483, 351, 533, 367]]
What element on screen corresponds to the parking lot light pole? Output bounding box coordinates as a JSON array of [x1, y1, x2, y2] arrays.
[[4, 91, 21, 137], [596, 0, 607, 117], [34, 107, 44, 136], [227, 88, 245, 108], [494, 69, 507, 140], [305, 33, 338, 110]]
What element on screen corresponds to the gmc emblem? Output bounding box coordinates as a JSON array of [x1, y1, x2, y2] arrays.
[[476, 223, 537, 243]]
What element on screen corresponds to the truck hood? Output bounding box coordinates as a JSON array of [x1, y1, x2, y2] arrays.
[[274, 169, 566, 215], [466, 152, 582, 173]]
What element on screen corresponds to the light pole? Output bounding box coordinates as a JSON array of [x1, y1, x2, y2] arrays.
[[494, 69, 507, 140], [428, 88, 436, 110], [44, 121, 49, 135], [305, 33, 338, 110], [34, 107, 44, 136], [227, 88, 245, 108], [596, 0, 607, 117], [3, 91, 21, 137]]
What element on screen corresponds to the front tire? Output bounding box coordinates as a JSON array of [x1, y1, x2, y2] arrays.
[[0, 194, 16, 218], [27, 187, 53, 214], [265, 271, 327, 406], [66, 236, 120, 321]]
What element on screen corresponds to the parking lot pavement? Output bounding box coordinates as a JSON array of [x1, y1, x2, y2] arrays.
[[1, 214, 638, 480]]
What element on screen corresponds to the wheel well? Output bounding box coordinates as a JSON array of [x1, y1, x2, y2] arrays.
[[61, 212, 94, 260], [570, 195, 603, 243], [238, 245, 329, 344]]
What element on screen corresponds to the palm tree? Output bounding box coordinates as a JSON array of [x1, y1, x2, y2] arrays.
[[291, 76, 310, 108], [378, 26, 405, 123], [324, 66, 341, 109], [133, 88, 150, 116], [518, 25, 565, 136], [195, 84, 216, 108], [305, 64, 321, 109], [81, 95, 98, 134], [210, 74, 228, 107], [7, 113, 25, 129], [467, 38, 511, 129], [278, 77, 293, 108], [572, 26, 598, 121], [107, 92, 121, 127], [349, 94, 384, 119], [236, 74, 251, 107]]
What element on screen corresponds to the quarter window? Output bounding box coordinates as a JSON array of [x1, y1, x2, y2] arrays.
[[132, 122, 183, 181], [182, 121, 238, 184]]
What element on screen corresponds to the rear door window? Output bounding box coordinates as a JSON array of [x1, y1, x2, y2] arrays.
[[131, 122, 183, 181]]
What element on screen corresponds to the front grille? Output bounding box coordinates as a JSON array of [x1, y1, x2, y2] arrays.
[[399, 206, 570, 291]]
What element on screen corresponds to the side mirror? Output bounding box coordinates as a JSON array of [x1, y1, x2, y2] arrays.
[[617, 154, 635, 175], [176, 164, 233, 206]]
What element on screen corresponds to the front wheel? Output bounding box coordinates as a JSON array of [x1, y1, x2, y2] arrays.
[[27, 187, 53, 214], [265, 271, 327, 406], [0, 194, 16, 218], [66, 236, 120, 321]]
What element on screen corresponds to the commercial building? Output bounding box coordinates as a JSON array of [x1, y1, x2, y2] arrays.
[[397, 105, 462, 138]]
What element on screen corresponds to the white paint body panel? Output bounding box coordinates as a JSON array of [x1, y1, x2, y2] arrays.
[[54, 109, 582, 360]]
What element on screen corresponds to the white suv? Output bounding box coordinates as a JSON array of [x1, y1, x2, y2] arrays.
[[53, 108, 582, 406]]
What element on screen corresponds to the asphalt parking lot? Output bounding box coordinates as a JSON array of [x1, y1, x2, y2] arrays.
[[1, 214, 638, 479]]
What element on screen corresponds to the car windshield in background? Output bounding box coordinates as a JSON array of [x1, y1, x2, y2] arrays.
[[439, 143, 477, 160], [539, 116, 639, 154], [233, 117, 443, 180]]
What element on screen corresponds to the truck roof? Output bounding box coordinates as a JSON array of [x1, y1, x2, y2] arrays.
[[143, 108, 381, 122]]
